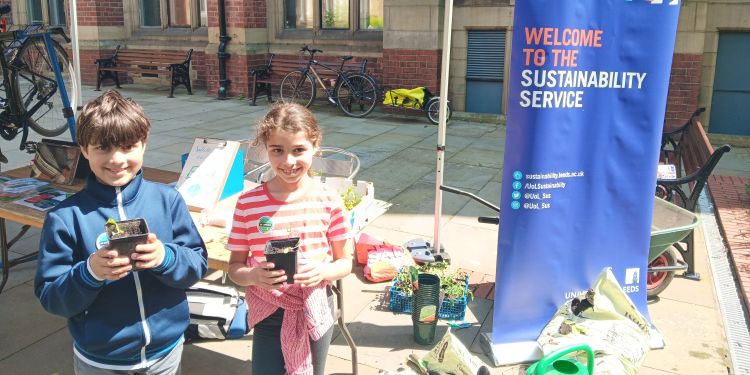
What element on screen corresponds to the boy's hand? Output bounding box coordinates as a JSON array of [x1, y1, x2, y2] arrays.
[[132, 233, 166, 269], [90, 248, 132, 281], [250, 261, 288, 290], [294, 260, 327, 288]]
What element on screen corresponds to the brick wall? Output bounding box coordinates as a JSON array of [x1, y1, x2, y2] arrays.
[[76, 0, 124, 26], [78, 49, 112, 86], [206, 53, 266, 97], [664, 53, 702, 128], [191, 51, 208, 89], [206, 0, 266, 29], [381, 49, 441, 94]]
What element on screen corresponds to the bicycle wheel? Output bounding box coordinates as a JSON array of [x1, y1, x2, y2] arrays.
[[12, 36, 77, 137], [426, 97, 453, 125], [280, 70, 315, 108], [335, 73, 377, 118]]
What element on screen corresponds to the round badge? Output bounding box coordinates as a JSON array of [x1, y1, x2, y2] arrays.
[[258, 216, 273, 233], [95, 232, 110, 250]]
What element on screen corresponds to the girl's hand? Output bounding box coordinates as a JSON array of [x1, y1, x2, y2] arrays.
[[294, 260, 327, 288], [250, 261, 288, 290], [89, 248, 132, 281], [132, 233, 165, 269]]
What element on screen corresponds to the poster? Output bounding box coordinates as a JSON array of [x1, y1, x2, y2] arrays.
[[177, 138, 244, 211], [485, 0, 681, 365]]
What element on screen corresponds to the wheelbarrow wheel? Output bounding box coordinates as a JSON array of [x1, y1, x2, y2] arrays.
[[647, 247, 676, 298]]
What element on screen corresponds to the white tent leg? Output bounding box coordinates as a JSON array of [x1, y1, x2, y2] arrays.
[[68, 0, 82, 111], [432, 0, 454, 255]]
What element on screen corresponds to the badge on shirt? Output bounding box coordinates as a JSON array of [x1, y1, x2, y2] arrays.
[[258, 216, 273, 233], [95, 232, 110, 250]]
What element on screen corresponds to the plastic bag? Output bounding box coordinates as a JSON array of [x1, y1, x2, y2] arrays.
[[356, 233, 416, 283], [408, 330, 489, 375], [383, 87, 427, 109], [536, 268, 651, 375]]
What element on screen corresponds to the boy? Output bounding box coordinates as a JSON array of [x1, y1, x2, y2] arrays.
[[34, 90, 208, 374]]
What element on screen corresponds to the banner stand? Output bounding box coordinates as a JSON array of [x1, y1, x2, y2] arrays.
[[484, 0, 681, 367]]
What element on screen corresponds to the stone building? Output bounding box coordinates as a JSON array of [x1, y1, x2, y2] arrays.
[[6, 0, 749, 136]]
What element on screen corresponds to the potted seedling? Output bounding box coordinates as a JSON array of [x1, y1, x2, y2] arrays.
[[389, 262, 472, 320], [105, 218, 149, 270], [264, 237, 300, 284]]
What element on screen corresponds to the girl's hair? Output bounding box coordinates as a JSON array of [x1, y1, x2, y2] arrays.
[[76, 90, 151, 148], [254, 103, 321, 147]]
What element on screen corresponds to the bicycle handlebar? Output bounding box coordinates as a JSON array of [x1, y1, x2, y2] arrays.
[[300, 45, 323, 55], [0, 25, 71, 43]]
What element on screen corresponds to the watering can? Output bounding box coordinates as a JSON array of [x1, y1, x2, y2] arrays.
[[526, 343, 594, 375]]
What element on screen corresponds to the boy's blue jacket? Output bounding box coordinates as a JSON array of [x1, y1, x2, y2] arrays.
[[34, 171, 207, 367]]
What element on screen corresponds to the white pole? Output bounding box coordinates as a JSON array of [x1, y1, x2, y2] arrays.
[[433, 0, 453, 254], [68, 0, 82, 110]]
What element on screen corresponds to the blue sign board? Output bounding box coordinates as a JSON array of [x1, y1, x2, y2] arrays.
[[487, 0, 681, 364]]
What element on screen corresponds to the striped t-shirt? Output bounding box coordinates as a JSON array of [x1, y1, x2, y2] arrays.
[[226, 182, 352, 263]]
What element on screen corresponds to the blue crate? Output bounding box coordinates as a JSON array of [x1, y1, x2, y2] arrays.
[[388, 277, 468, 321]]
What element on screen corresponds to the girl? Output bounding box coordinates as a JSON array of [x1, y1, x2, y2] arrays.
[[227, 103, 353, 375]]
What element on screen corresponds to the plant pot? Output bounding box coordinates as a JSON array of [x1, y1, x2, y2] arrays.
[[264, 237, 299, 284], [107, 218, 149, 270], [412, 273, 440, 345]]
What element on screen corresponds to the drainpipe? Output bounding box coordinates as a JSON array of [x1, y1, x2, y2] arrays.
[[217, 0, 231, 99]]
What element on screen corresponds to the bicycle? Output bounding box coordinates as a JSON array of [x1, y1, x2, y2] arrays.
[[279, 45, 378, 118], [0, 4, 77, 163]]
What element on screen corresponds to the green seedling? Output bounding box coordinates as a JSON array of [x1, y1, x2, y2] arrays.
[[104, 218, 123, 238]]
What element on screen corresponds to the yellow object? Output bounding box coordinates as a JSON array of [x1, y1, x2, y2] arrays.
[[383, 87, 426, 109], [104, 218, 122, 237]]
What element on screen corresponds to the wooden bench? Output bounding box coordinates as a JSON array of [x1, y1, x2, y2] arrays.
[[660, 107, 705, 167], [95, 45, 194, 98], [655, 118, 731, 279], [249, 53, 368, 105]]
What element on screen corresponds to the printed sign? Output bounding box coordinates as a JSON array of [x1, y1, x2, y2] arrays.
[[485, 0, 681, 365]]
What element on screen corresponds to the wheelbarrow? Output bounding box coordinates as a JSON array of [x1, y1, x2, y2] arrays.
[[438, 185, 698, 298], [646, 198, 700, 298]]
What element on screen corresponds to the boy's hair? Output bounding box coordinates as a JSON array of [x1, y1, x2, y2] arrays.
[[76, 90, 151, 148], [254, 103, 321, 147]]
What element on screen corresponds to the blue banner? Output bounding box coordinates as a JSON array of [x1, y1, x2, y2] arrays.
[[488, 0, 680, 364]]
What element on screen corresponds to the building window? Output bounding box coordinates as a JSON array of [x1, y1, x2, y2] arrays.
[[284, 0, 313, 29], [283, 0, 381, 31], [359, 0, 382, 30], [321, 0, 348, 29], [140, 0, 161, 27], [26, 0, 43, 24], [48, 0, 66, 26], [140, 0, 207, 28], [26, 0, 66, 26]]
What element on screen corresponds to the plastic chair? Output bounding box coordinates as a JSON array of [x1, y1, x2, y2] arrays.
[[243, 142, 270, 183], [312, 146, 361, 181]]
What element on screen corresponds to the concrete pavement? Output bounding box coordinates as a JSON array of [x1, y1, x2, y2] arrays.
[[0, 84, 744, 374]]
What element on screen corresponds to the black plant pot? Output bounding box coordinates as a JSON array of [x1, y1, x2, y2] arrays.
[[412, 273, 440, 345], [265, 237, 299, 284], [107, 218, 149, 270]]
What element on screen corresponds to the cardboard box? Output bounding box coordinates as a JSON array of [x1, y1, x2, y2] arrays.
[[317, 177, 375, 233]]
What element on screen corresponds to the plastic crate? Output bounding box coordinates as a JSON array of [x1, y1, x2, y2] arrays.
[[388, 277, 468, 321]]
